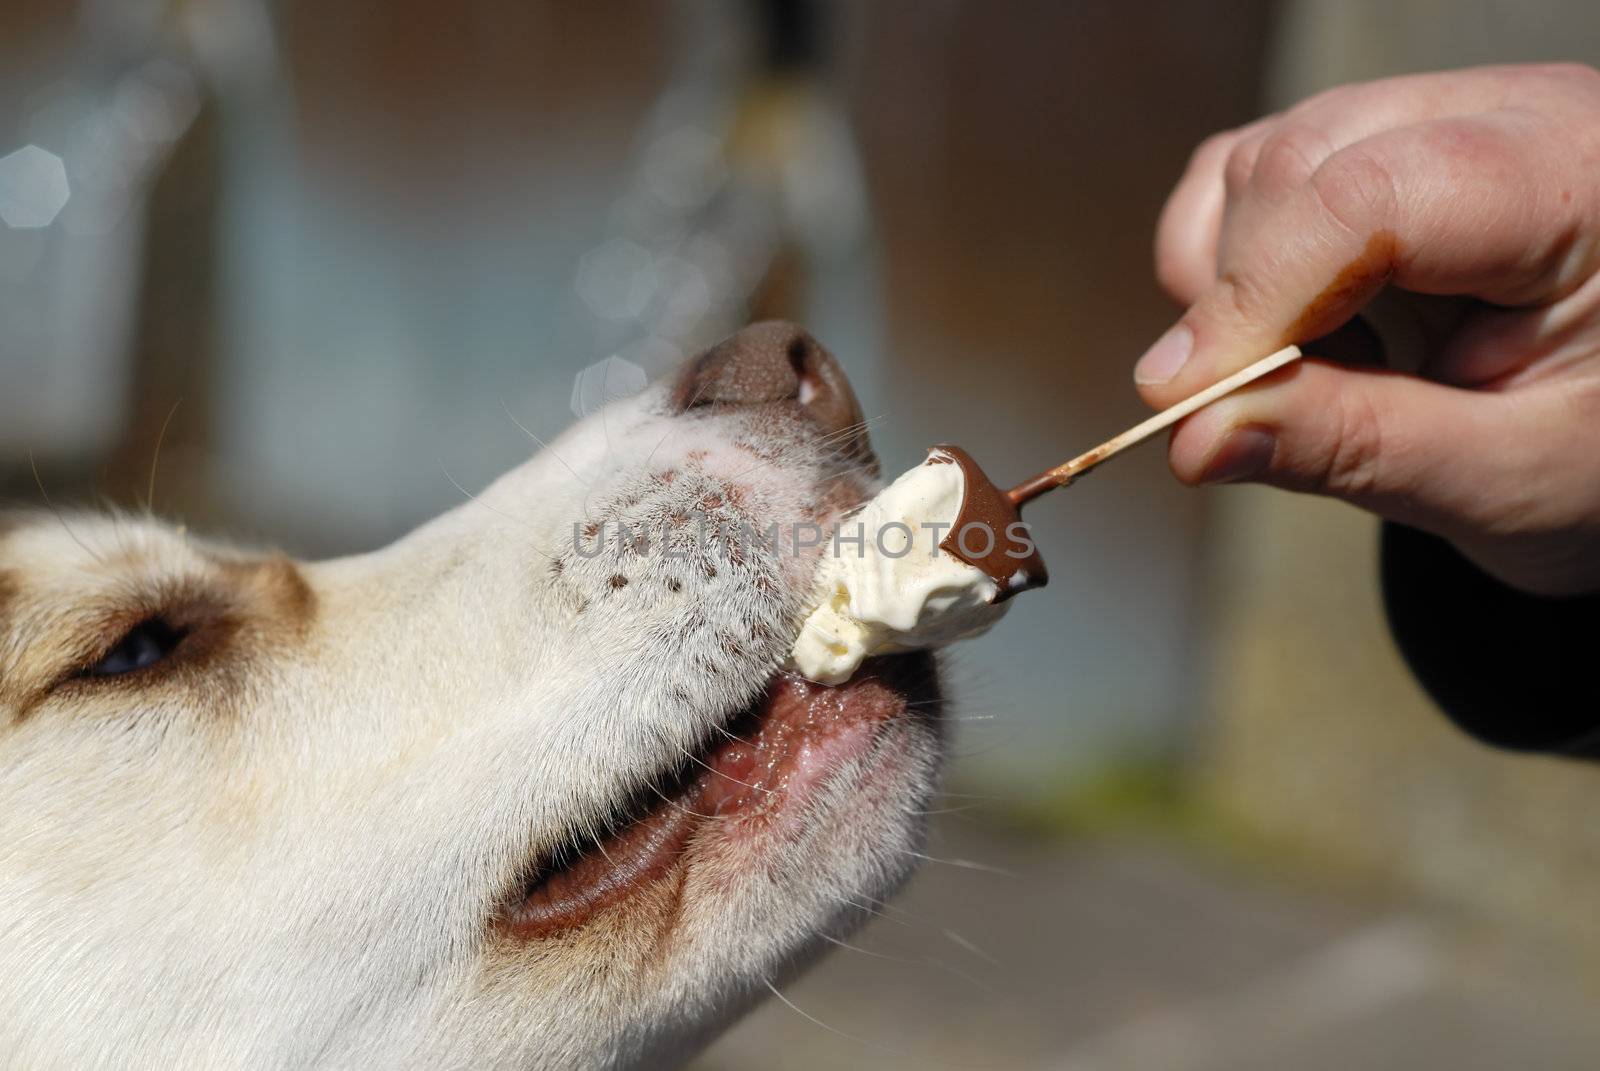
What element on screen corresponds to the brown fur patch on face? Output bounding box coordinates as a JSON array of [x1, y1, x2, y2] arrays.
[[223, 555, 318, 639], [0, 569, 16, 630]]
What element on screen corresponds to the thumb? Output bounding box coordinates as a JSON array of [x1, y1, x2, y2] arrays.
[[1166, 359, 1537, 539]]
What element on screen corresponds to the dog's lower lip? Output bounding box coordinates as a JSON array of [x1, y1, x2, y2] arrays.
[[501, 656, 934, 941]]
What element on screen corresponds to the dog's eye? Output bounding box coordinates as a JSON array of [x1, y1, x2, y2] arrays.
[[86, 619, 186, 678]]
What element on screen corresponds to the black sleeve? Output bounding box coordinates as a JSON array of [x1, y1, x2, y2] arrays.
[[1381, 522, 1600, 757]]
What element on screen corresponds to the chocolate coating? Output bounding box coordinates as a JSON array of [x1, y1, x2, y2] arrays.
[[928, 444, 1049, 601]]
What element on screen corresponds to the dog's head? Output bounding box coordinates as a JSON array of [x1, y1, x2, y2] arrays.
[[0, 323, 943, 1068]]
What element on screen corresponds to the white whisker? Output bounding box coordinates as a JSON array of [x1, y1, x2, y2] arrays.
[[904, 851, 1018, 879], [144, 398, 183, 516], [761, 978, 882, 1053], [437, 461, 556, 562], [941, 926, 1003, 967], [762, 978, 977, 1068], [908, 801, 989, 818], [29, 452, 102, 564], [501, 401, 587, 488]]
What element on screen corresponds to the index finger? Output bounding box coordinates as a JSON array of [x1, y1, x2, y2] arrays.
[[1155, 119, 1273, 304], [1136, 111, 1599, 408]]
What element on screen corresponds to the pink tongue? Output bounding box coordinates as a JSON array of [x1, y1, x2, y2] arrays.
[[505, 663, 923, 941], [699, 673, 902, 815]]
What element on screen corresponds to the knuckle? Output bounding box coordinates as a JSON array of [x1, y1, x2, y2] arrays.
[[1251, 125, 1332, 196], [1209, 269, 1271, 329], [1222, 136, 1263, 197], [1188, 126, 1253, 190], [1191, 129, 1238, 170], [1415, 119, 1504, 167], [1308, 146, 1397, 236], [1318, 387, 1387, 498]]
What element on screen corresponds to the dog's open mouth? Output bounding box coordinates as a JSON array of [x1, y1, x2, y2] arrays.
[[500, 655, 937, 941]]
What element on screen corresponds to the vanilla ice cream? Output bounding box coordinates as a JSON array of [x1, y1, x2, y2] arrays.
[[789, 448, 1034, 684]]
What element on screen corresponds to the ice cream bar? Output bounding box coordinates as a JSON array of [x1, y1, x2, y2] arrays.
[[788, 446, 1046, 685]]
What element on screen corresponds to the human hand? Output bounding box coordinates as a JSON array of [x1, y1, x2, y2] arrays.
[[1142, 63, 1600, 596]]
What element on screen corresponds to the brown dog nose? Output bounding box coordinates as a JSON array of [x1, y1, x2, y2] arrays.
[[673, 321, 868, 454]]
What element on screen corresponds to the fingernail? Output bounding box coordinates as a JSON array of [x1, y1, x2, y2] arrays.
[[1134, 323, 1193, 386], [1201, 427, 1276, 484]]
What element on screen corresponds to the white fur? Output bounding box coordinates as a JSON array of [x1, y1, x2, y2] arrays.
[[0, 375, 942, 1069]]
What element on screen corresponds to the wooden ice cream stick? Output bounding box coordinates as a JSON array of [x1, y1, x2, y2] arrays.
[[1006, 343, 1303, 507]]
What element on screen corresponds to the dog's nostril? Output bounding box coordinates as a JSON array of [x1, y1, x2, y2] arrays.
[[788, 335, 827, 406], [676, 322, 805, 411], [673, 321, 868, 447], [786, 336, 809, 371]]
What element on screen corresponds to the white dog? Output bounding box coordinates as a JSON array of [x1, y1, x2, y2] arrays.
[[0, 323, 944, 1069]]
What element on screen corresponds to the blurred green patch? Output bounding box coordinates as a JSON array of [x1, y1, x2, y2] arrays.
[[974, 753, 1190, 839], [952, 752, 1404, 908]]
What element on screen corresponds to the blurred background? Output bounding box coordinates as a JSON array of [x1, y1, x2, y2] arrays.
[[6, 1, 1600, 1067]]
